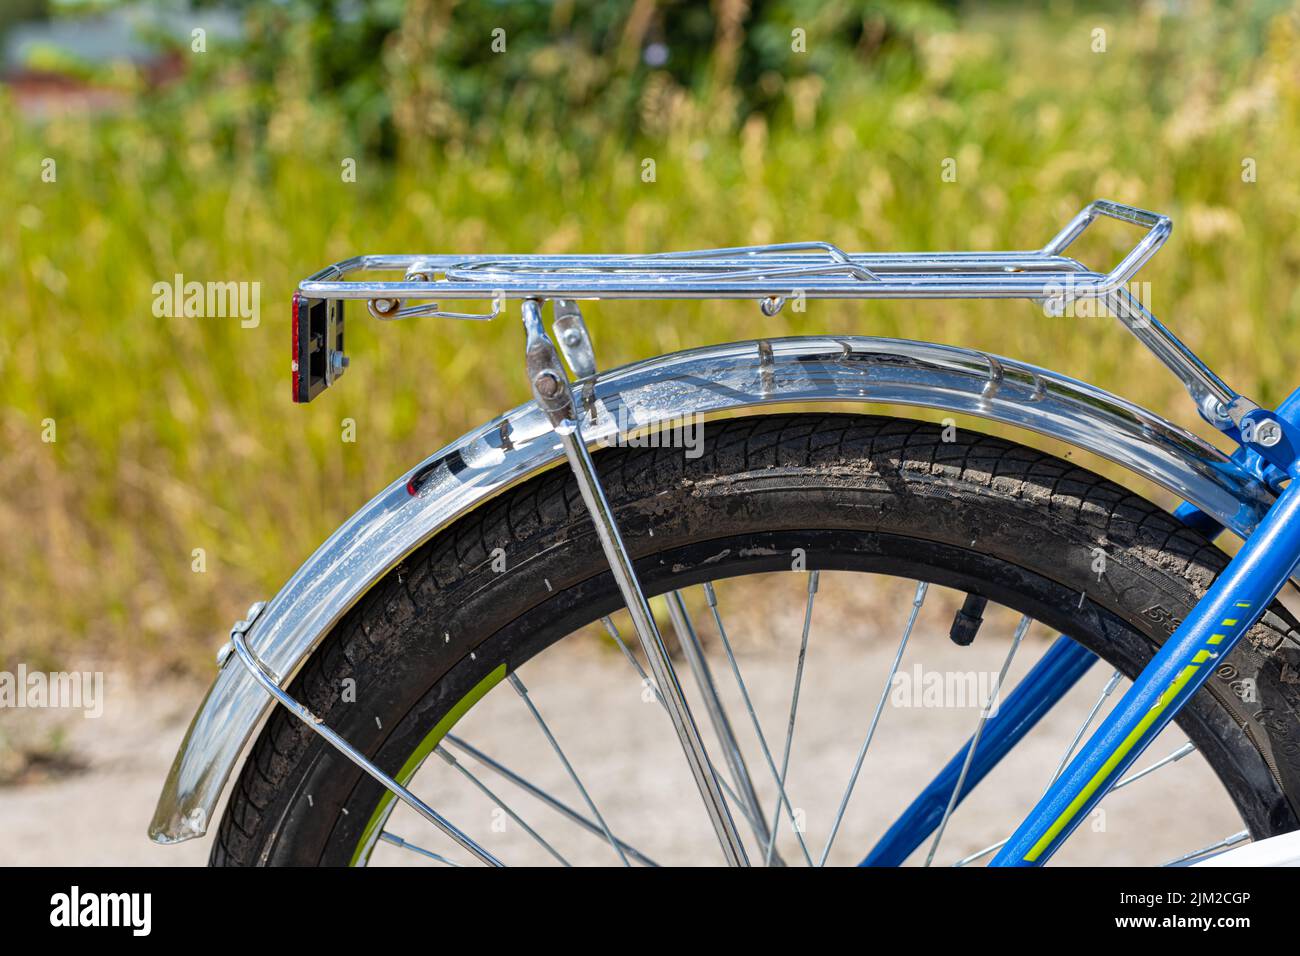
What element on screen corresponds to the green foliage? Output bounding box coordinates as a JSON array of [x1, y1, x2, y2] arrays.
[[169, 0, 951, 157]]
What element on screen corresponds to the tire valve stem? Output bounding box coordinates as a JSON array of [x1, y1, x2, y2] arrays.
[[949, 593, 988, 647]]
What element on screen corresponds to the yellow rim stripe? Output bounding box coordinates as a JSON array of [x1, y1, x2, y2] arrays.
[[349, 663, 507, 866]]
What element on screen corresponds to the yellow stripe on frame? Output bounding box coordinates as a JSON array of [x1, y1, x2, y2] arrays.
[[1023, 664, 1201, 862]]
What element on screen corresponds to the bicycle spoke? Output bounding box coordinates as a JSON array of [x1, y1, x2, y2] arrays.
[[600, 615, 767, 837], [923, 613, 1031, 867], [508, 673, 631, 866], [860, 636, 1096, 868], [435, 745, 571, 866], [1046, 669, 1123, 789], [378, 831, 462, 866], [951, 838, 1005, 868], [444, 734, 658, 866], [1115, 741, 1195, 787], [666, 590, 771, 852], [819, 581, 928, 866], [701, 582, 815, 867], [1163, 830, 1250, 867], [763, 570, 819, 866], [953, 741, 1198, 867], [415, 586, 1215, 869], [952, 664, 1121, 868]]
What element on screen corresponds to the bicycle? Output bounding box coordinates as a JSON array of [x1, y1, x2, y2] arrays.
[[149, 200, 1300, 866]]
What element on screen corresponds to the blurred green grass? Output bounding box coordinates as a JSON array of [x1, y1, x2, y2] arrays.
[[3, 1, 1300, 671]]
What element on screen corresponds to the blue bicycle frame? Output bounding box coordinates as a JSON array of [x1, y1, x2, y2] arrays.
[[991, 474, 1300, 863]]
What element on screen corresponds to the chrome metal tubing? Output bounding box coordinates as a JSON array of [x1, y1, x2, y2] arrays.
[[229, 629, 503, 867], [298, 199, 1169, 301], [665, 591, 774, 855], [522, 300, 750, 866]]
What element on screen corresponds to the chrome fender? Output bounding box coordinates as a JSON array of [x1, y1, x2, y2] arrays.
[[149, 335, 1273, 843]]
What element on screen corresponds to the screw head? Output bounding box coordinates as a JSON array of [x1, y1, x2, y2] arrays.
[[1255, 420, 1283, 447]]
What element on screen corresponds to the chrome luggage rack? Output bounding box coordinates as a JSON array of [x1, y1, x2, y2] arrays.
[[303, 199, 1166, 312], [295, 199, 1245, 430]]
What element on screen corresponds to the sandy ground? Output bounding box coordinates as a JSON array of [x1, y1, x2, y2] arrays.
[[0, 574, 1246, 867], [0, 672, 212, 866]]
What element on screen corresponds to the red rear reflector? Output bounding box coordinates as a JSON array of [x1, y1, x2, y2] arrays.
[[291, 291, 304, 403]]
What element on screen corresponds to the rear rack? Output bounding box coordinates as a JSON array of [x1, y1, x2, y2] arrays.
[[301, 199, 1167, 310], [292, 199, 1243, 429]]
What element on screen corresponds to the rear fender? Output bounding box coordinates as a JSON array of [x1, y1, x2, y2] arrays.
[[149, 335, 1271, 843]]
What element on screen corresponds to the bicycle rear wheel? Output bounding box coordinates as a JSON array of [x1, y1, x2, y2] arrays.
[[213, 413, 1300, 866]]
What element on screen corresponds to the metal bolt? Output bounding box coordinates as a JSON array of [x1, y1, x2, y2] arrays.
[[561, 329, 583, 347], [1255, 419, 1283, 448], [533, 371, 564, 399], [369, 297, 401, 317]]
